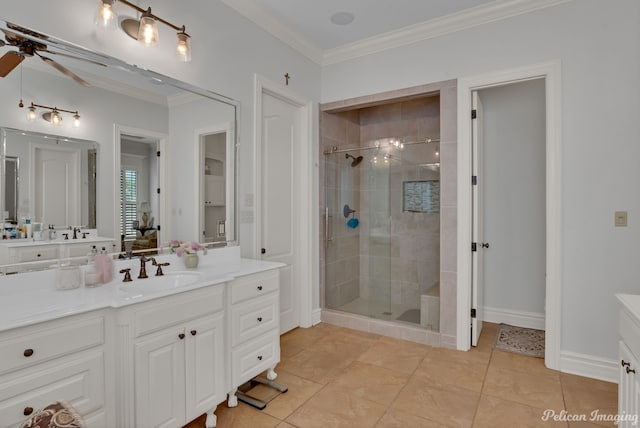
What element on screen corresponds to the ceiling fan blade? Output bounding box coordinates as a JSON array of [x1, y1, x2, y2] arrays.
[[41, 49, 107, 67], [0, 51, 24, 77], [38, 54, 90, 87]]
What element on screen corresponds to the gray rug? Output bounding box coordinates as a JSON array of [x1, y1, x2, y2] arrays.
[[494, 324, 545, 358]]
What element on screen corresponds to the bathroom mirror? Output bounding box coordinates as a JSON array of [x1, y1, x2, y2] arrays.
[[0, 19, 238, 270]]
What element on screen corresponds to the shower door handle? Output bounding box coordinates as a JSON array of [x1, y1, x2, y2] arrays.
[[325, 207, 333, 247]]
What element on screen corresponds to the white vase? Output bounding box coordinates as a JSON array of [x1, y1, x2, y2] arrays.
[[183, 253, 199, 269]]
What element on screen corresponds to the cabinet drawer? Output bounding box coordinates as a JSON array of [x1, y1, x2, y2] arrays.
[[231, 294, 278, 346], [134, 285, 224, 337], [12, 245, 58, 263], [230, 270, 279, 304], [0, 316, 104, 375], [0, 350, 105, 428], [64, 240, 114, 258], [231, 330, 279, 387]]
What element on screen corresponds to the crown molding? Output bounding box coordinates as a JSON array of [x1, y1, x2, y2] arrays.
[[222, 0, 572, 66], [220, 0, 324, 65], [323, 0, 572, 65]]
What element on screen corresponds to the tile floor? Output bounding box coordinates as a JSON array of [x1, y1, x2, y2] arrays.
[[205, 322, 618, 428]]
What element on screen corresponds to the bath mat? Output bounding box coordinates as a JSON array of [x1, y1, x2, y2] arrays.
[[494, 324, 545, 358], [396, 309, 421, 324]]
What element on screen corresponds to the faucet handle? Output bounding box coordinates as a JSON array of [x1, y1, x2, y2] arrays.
[[155, 262, 170, 276], [119, 268, 132, 282], [62, 233, 69, 240], [82, 232, 89, 239]]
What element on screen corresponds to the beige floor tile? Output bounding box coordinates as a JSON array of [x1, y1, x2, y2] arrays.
[[490, 349, 559, 379], [280, 324, 339, 349], [309, 329, 379, 361], [261, 371, 324, 420], [329, 361, 410, 405], [474, 323, 500, 353], [413, 348, 488, 392], [285, 385, 387, 428], [214, 402, 281, 428], [428, 344, 492, 365], [375, 408, 446, 427], [560, 373, 618, 428], [473, 395, 568, 428], [391, 377, 479, 428], [483, 365, 565, 411], [279, 341, 304, 362], [568, 421, 619, 428], [275, 423, 297, 428], [357, 336, 430, 374], [276, 348, 353, 385]]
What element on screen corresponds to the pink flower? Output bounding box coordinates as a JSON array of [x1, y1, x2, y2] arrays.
[[168, 240, 207, 257]]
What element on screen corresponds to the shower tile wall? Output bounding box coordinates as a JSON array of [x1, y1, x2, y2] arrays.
[[320, 110, 361, 309], [358, 97, 441, 309]]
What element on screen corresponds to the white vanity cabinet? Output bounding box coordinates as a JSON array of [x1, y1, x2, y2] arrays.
[[118, 284, 226, 428], [0, 311, 111, 428], [227, 269, 280, 406], [59, 239, 116, 258], [0, 238, 115, 268], [618, 296, 640, 427]]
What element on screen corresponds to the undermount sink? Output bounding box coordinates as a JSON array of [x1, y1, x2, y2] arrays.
[[118, 271, 203, 294]]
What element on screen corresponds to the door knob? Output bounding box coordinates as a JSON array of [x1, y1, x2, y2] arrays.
[[481, 242, 490, 248], [261, 248, 266, 254]]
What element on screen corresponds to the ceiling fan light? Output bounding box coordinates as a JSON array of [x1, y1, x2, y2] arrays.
[[138, 9, 158, 46], [96, 0, 118, 30], [176, 29, 191, 62]]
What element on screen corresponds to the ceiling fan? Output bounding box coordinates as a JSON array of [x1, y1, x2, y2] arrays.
[[0, 24, 103, 87]]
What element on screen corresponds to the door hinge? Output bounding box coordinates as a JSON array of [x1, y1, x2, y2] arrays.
[[157, 225, 161, 231], [471, 308, 477, 318], [472, 175, 477, 186], [472, 242, 477, 252], [471, 109, 477, 119], [157, 188, 160, 194], [156, 151, 161, 157]]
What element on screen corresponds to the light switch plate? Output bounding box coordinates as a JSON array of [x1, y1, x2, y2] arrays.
[[615, 211, 628, 227]]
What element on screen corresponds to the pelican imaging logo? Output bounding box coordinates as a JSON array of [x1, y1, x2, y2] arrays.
[[541, 409, 638, 425]]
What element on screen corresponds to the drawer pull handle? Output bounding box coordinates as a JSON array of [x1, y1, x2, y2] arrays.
[[178, 333, 185, 340], [257, 355, 263, 361], [257, 285, 263, 291], [257, 317, 263, 322], [23, 349, 34, 358], [191, 330, 197, 336], [23, 407, 33, 416], [622, 360, 631, 368], [627, 366, 636, 374]]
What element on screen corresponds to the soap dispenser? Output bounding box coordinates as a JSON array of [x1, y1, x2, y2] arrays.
[[99, 246, 113, 283], [85, 246, 101, 287]]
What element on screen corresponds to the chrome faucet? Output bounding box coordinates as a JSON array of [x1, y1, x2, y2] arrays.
[[138, 255, 149, 279]]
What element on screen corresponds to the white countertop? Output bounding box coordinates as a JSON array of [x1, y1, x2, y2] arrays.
[[0, 248, 284, 332], [0, 235, 114, 247]]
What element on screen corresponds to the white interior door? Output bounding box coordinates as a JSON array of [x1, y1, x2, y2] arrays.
[[260, 92, 300, 334], [471, 91, 485, 346], [34, 146, 80, 226]]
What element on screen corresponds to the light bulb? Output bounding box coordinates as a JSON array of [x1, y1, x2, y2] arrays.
[[73, 113, 81, 128], [95, 0, 117, 30], [138, 10, 158, 46], [51, 110, 62, 126], [176, 29, 191, 62], [27, 106, 36, 122]]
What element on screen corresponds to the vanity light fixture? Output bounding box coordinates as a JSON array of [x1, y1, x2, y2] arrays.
[[21, 101, 81, 127], [97, 0, 192, 62]]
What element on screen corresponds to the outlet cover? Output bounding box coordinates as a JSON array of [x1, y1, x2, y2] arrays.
[[615, 211, 628, 227]]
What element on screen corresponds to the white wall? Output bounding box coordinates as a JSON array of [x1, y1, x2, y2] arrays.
[[323, 0, 640, 361], [479, 79, 546, 318]]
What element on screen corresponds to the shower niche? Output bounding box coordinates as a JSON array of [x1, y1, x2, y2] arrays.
[[321, 87, 451, 338]]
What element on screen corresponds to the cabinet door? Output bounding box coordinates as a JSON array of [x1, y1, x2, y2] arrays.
[[185, 313, 225, 421], [619, 341, 638, 428], [135, 327, 186, 428]]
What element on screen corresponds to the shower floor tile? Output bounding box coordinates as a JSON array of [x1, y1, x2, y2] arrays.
[[337, 297, 420, 324]]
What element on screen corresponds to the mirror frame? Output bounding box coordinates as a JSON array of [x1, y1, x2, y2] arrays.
[[0, 18, 240, 252]]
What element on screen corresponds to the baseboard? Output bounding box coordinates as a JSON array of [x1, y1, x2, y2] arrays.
[[311, 308, 322, 326], [559, 350, 618, 383], [483, 306, 545, 330]]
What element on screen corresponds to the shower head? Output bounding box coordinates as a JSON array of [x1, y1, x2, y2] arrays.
[[345, 153, 363, 167]]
